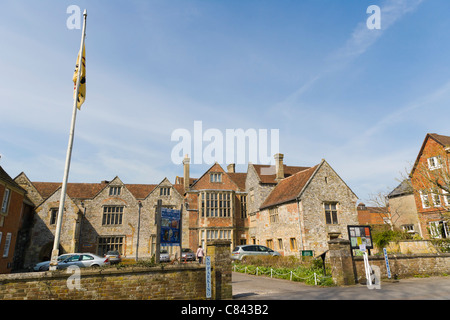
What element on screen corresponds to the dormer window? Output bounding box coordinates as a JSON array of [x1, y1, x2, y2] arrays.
[[210, 173, 222, 183], [109, 186, 121, 196], [160, 187, 171, 196]]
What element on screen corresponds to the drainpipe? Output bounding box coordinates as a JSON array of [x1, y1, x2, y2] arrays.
[[296, 199, 305, 253], [77, 202, 86, 252], [136, 201, 142, 261]]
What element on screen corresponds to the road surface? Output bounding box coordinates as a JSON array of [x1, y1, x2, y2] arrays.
[[232, 271, 450, 300]]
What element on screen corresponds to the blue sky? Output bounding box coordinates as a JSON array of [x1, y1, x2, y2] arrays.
[[1, 0, 450, 202]]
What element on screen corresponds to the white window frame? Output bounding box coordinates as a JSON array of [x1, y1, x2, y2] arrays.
[[429, 221, 440, 238], [442, 189, 450, 206], [402, 224, 415, 233], [432, 192, 441, 207], [1, 188, 10, 213], [429, 221, 449, 239], [427, 156, 442, 170], [3, 233, 11, 258], [420, 191, 430, 209]]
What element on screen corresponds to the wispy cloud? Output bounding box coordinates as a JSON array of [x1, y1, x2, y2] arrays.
[[347, 78, 450, 149], [275, 0, 425, 110], [334, 0, 424, 61]]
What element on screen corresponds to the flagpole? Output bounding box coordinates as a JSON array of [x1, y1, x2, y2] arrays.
[[49, 9, 87, 270]]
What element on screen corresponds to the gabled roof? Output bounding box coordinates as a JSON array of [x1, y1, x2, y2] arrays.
[[260, 165, 319, 210], [429, 133, 450, 147], [251, 164, 310, 184], [388, 179, 413, 198], [126, 184, 157, 199], [31, 180, 160, 201], [175, 176, 197, 186], [189, 162, 242, 191], [173, 184, 186, 196], [410, 133, 450, 177], [227, 172, 247, 191], [0, 166, 25, 193], [32, 182, 107, 200]]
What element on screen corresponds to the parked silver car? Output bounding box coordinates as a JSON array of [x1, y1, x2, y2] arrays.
[[56, 253, 110, 269], [181, 248, 196, 261], [160, 249, 170, 262], [33, 254, 77, 271], [231, 245, 281, 261], [104, 250, 121, 264]]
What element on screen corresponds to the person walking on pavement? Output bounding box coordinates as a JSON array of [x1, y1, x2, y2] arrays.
[[196, 245, 205, 264]]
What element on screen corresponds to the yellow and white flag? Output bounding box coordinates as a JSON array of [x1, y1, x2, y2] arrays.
[[73, 44, 86, 109]]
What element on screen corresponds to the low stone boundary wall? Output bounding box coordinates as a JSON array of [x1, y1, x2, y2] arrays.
[[0, 264, 206, 300], [327, 239, 450, 286], [353, 253, 450, 281], [372, 240, 438, 255], [0, 240, 232, 300]]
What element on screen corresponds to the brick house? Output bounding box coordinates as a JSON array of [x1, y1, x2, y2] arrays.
[[410, 133, 450, 239], [14, 173, 184, 268], [183, 157, 248, 251], [0, 166, 33, 273], [356, 203, 389, 225]]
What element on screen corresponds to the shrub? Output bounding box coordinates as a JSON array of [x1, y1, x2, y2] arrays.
[[372, 228, 410, 250], [234, 255, 333, 286]]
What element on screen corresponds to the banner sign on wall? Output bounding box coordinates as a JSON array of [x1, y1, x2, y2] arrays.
[[160, 208, 181, 246]]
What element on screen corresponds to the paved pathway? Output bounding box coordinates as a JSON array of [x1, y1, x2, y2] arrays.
[[232, 271, 450, 300]]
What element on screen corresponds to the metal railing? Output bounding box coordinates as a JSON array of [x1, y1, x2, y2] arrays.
[[233, 264, 331, 286]]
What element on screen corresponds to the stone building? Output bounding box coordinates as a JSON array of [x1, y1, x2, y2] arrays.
[[387, 179, 421, 236], [14, 173, 184, 268], [16, 153, 359, 267], [182, 154, 359, 256], [256, 159, 359, 256]]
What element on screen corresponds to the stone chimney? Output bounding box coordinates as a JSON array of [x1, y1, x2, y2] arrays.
[[183, 154, 190, 192], [227, 164, 235, 173], [274, 153, 284, 182]]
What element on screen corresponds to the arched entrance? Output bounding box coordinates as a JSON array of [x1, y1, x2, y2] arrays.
[[38, 242, 64, 262]]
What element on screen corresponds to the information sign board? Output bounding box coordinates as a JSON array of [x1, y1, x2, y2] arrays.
[[347, 225, 373, 250]]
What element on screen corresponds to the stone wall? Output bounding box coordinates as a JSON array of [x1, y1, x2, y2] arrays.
[[207, 240, 232, 299], [327, 239, 450, 286], [375, 240, 439, 255], [353, 253, 450, 281], [0, 241, 232, 300], [0, 264, 205, 300], [257, 202, 300, 255], [300, 162, 359, 255]]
